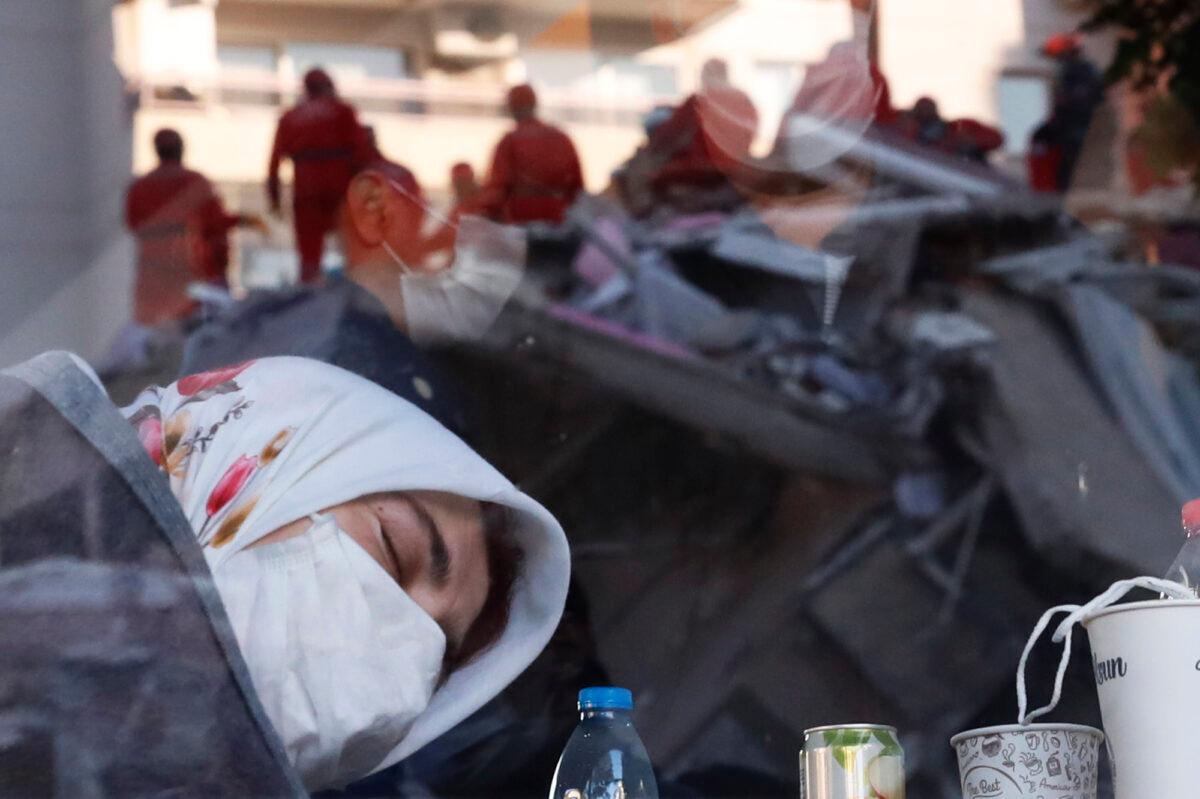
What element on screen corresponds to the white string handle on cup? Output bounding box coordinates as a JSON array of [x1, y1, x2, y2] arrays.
[[1016, 576, 1194, 725]]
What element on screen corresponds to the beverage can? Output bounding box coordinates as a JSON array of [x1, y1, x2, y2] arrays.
[[799, 724, 906, 799]]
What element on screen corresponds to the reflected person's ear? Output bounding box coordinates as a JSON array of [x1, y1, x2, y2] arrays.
[[345, 172, 389, 247]]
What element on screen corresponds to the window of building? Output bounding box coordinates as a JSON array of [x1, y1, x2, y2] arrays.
[[610, 59, 678, 98], [753, 60, 805, 114], [751, 60, 806, 153], [996, 72, 1052, 155], [284, 43, 407, 83], [522, 50, 597, 91], [216, 44, 277, 75]]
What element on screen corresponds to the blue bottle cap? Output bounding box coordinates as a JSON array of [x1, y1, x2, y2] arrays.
[[578, 686, 634, 711]]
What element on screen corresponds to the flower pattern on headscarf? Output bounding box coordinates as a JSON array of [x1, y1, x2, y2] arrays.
[[200, 428, 296, 548], [177, 360, 255, 397], [127, 360, 296, 548], [129, 406, 165, 468], [207, 455, 257, 518]]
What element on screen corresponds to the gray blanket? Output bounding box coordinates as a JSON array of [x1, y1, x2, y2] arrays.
[[0, 352, 304, 798]]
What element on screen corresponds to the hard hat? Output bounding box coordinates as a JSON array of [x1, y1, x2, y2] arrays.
[[1042, 33, 1081, 58]]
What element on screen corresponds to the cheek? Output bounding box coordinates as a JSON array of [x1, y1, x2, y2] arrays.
[[403, 583, 447, 630], [387, 231, 421, 265]]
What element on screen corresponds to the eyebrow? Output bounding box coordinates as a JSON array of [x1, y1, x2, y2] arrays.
[[410, 498, 452, 588], [407, 496, 461, 660]]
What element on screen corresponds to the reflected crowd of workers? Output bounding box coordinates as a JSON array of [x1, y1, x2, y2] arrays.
[[120, 34, 1107, 364], [120, 68, 584, 354]]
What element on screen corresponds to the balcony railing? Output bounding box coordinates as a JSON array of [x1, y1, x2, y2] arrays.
[[133, 70, 677, 128]]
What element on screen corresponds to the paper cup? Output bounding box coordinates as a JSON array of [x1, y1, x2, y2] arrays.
[[1083, 599, 1200, 797], [950, 723, 1102, 798]]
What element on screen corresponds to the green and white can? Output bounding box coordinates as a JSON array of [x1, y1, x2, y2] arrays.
[[799, 724, 906, 799]]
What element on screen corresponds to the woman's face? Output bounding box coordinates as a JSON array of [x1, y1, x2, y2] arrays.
[[257, 491, 490, 664]]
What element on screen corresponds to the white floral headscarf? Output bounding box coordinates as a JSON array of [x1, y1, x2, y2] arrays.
[[121, 355, 570, 775]]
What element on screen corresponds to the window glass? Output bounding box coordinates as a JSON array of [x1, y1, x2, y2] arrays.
[[997, 72, 1053, 155], [284, 43, 406, 82], [4, 1, 1199, 797], [217, 44, 276, 75]]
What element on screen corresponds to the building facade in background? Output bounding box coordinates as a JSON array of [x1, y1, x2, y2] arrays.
[[114, 0, 1087, 205], [0, 0, 1097, 365]]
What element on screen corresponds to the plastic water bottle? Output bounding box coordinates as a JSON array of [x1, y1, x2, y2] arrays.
[[549, 687, 660, 799], [1164, 498, 1200, 595]]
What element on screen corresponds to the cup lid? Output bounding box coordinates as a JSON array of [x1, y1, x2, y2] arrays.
[[950, 722, 1104, 747], [1082, 598, 1200, 626]]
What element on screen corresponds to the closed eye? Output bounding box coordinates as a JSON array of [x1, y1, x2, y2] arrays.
[[409, 498, 452, 587], [376, 518, 406, 583]]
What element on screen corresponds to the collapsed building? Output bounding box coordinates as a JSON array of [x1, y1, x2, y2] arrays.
[[25, 122, 1200, 798], [421, 127, 1200, 797]]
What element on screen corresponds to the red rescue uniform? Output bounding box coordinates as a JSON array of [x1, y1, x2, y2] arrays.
[[484, 118, 584, 224], [947, 118, 1005, 160], [268, 94, 368, 280], [125, 164, 240, 325], [649, 86, 759, 189], [786, 54, 896, 129]]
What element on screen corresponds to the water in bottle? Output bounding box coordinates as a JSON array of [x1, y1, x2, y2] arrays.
[[549, 687, 659, 799]]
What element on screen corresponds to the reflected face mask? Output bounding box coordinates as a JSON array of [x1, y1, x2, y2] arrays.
[[383, 213, 526, 345], [212, 513, 446, 790]]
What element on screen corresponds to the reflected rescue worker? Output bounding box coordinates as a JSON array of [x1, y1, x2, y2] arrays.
[[482, 84, 584, 225], [1027, 108, 1067, 192], [425, 162, 487, 258], [614, 59, 758, 216], [178, 157, 475, 432], [946, 117, 1004, 163], [267, 67, 369, 282], [771, 41, 895, 171], [641, 58, 759, 210], [125, 128, 265, 326], [901, 97, 949, 148], [899, 97, 1003, 163], [342, 158, 526, 344], [780, 41, 895, 134], [655, 59, 759, 178], [1038, 33, 1104, 191], [339, 158, 429, 322], [361, 124, 385, 163]]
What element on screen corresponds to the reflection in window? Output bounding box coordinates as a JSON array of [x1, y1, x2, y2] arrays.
[[284, 43, 407, 83], [752, 60, 806, 153], [523, 49, 598, 91], [996, 72, 1052, 156], [216, 44, 276, 76], [610, 58, 678, 98]]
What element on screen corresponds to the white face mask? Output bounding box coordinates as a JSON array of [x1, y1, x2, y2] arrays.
[[382, 215, 526, 345], [212, 514, 446, 790]]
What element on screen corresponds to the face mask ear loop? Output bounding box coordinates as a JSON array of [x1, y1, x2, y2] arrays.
[[381, 239, 413, 275], [1016, 576, 1196, 726], [1017, 604, 1080, 725], [386, 177, 455, 231]]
